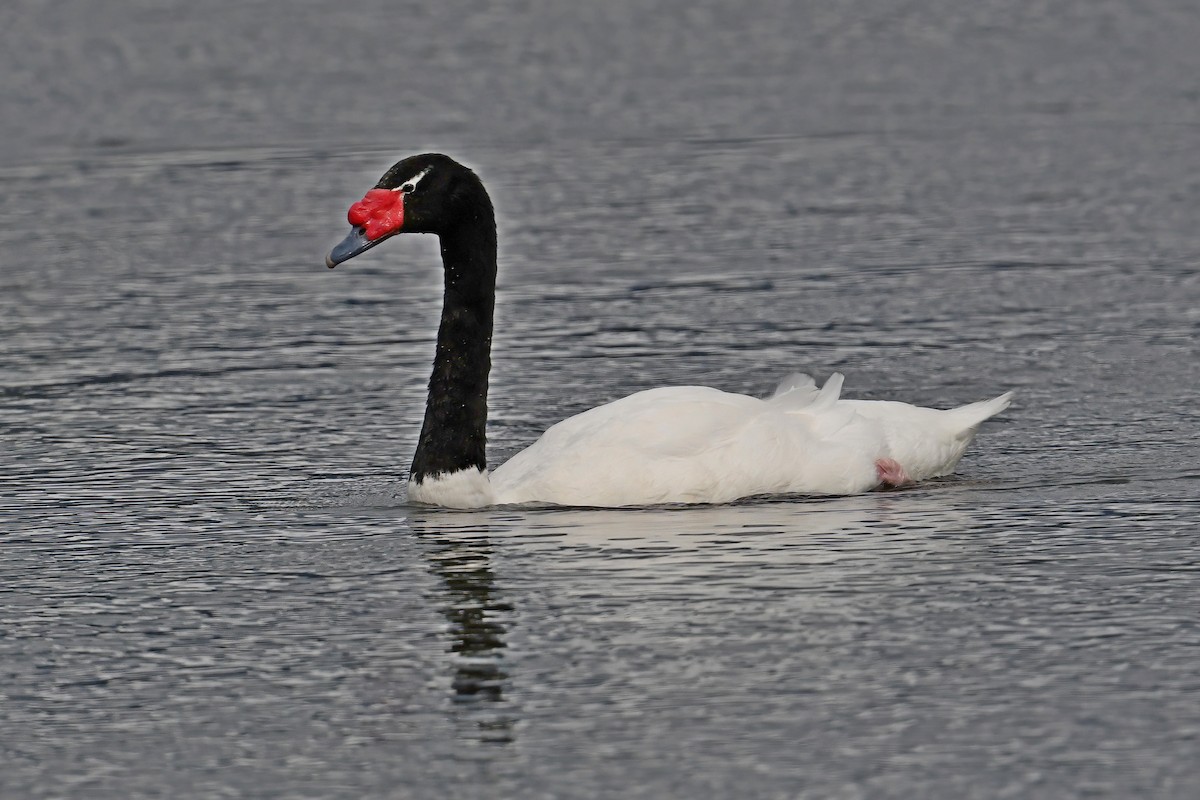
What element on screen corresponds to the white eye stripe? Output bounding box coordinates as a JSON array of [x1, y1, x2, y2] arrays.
[[395, 166, 433, 192]]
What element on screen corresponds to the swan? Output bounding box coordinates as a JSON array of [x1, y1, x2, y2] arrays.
[[326, 153, 1012, 508]]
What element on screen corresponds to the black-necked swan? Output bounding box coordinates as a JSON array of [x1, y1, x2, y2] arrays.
[[325, 153, 1012, 509]]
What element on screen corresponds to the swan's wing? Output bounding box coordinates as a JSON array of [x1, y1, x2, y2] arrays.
[[491, 386, 769, 505], [492, 383, 884, 505], [497, 387, 757, 468]]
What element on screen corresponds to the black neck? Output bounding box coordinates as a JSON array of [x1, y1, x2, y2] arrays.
[[410, 214, 497, 483]]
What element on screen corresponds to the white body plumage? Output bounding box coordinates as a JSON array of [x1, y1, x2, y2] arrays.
[[410, 373, 1012, 508]]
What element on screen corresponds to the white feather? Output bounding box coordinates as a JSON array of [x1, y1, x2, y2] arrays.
[[408, 468, 496, 508]]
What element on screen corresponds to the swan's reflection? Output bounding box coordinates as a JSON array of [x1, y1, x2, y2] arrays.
[[412, 514, 516, 744], [400, 483, 1009, 745]]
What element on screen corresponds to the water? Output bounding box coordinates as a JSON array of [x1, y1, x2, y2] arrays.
[[3, 1, 1200, 797]]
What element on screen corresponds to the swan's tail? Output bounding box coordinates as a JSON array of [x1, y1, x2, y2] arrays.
[[948, 391, 1014, 437]]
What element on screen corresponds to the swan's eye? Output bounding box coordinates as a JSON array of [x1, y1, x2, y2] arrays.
[[394, 166, 433, 195]]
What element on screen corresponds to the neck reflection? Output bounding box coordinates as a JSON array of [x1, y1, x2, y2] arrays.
[[420, 522, 515, 744]]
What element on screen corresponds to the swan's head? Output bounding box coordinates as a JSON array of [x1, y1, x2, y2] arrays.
[[326, 153, 491, 268]]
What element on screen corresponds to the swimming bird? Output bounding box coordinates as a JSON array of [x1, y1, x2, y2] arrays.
[[326, 153, 1011, 508]]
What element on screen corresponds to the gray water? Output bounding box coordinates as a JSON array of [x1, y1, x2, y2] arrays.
[[3, 1, 1200, 798]]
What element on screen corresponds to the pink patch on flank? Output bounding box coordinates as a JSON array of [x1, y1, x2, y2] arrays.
[[875, 458, 911, 487], [348, 188, 404, 241]]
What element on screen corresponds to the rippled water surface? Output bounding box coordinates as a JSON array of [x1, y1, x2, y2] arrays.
[[3, 1, 1200, 798]]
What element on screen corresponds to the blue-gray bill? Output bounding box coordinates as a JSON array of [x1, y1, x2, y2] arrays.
[[326, 226, 387, 268]]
